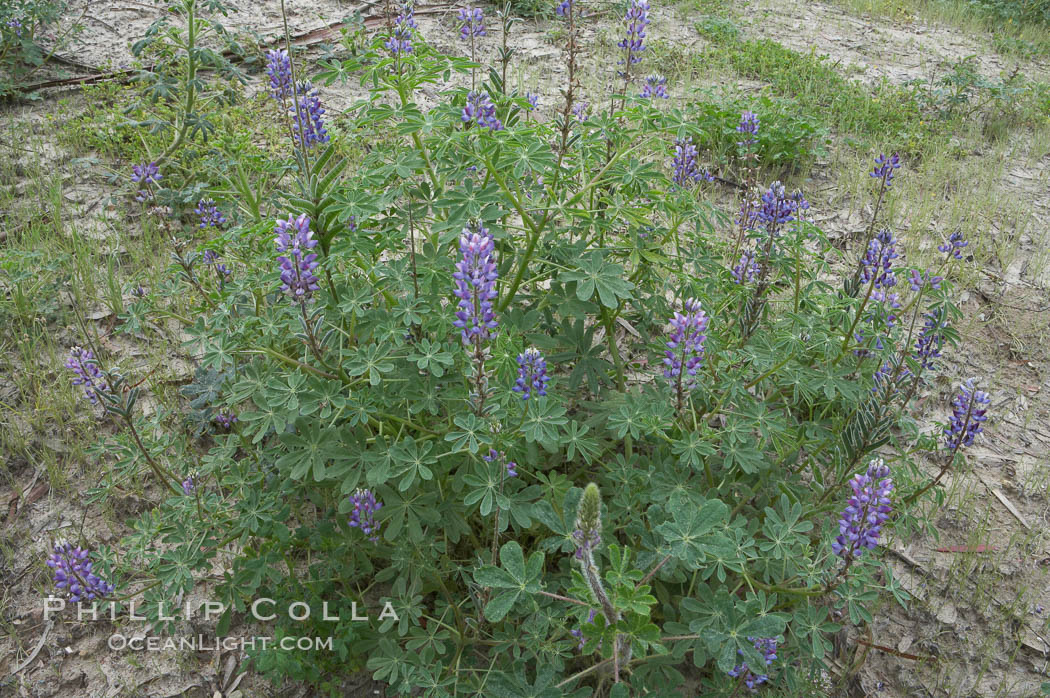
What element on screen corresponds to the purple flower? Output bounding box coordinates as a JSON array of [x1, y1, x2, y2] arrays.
[[731, 249, 760, 285], [618, 0, 650, 66], [274, 214, 321, 301], [195, 199, 227, 229], [182, 476, 196, 495], [872, 360, 911, 398], [737, 110, 759, 148], [513, 348, 550, 400], [938, 231, 968, 260], [728, 637, 778, 690], [525, 92, 539, 110], [944, 379, 990, 451], [870, 152, 901, 187], [832, 459, 893, 559], [914, 309, 945, 370], [861, 230, 899, 292], [671, 137, 713, 188], [215, 411, 237, 429], [571, 101, 590, 121], [131, 162, 161, 202], [452, 225, 499, 345], [555, 0, 573, 16], [348, 488, 383, 542], [458, 7, 486, 40], [505, 461, 518, 478], [46, 542, 115, 603], [66, 347, 109, 406], [663, 298, 708, 390], [640, 74, 668, 99], [757, 181, 801, 235], [385, 2, 417, 55], [6, 18, 23, 36], [462, 91, 503, 131], [571, 609, 599, 650], [908, 269, 942, 292], [290, 82, 329, 148], [265, 49, 293, 101]]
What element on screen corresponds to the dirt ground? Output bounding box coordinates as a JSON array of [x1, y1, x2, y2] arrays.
[[2, 0, 1049, 696]]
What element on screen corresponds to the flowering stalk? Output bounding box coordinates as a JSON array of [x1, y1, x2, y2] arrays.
[[662, 298, 708, 413], [348, 488, 383, 542], [484, 449, 518, 563], [907, 379, 991, 505], [849, 153, 900, 292], [615, 0, 650, 111], [572, 483, 630, 680], [452, 225, 499, 415], [47, 542, 116, 602], [458, 7, 485, 89], [513, 348, 550, 400]]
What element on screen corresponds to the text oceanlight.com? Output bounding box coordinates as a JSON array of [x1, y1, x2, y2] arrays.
[[108, 635, 334, 652]]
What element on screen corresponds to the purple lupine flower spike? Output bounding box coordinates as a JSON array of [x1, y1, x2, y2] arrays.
[[728, 636, 778, 690], [663, 298, 709, 410], [458, 7, 486, 40], [462, 91, 503, 131], [944, 379, 990, 451], [513, 348, 550, 400], [66, 347, 109, 405], [640, 74, 668, 99], [195, 199, 227, 229], [571, 608, 599, 650], [525, 92, 539, 110], [265, 49, 293, 101], [348, 488, 383, 542], [47, 542, 115, 603], [671, 137, 713, 188], [555, 0, 572, 16], [832, 459, 893, 559], [731, 249, 760, 285], [914, 309, 944, 371], [182, 476, 196, 495], [274, 214, 321, 301], [385, 2, 416, 55], [290, 82, 329, 148], [757, 181, 803, 235], [131, 162, 161, 202], [872, 360, 911, 399], [737, 110, 759, 148], [861, 230, 899, 298], [908, 269, 942, 292], [618, 0, 650, 66], [215, 411, 237, 429], [452, 224, 499, 345], [937, 231, 968, 259], [870, 152, 901, 187], [571, 101, 590, 121]]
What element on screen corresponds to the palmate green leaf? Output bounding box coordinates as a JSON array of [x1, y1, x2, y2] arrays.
[[563, 420, 601, 464], [474, 541, 544, 622], [445, 413, 490, 454], [520, 398, 568, 450], [655, 496, 729, 568], [559, 252, 635, 308]]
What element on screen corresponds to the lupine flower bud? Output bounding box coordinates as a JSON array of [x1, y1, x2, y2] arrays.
[[265, 49, 293, 101], [274, 213, 321, 301], [348, 488, 383, 542], [452, 224, 499, 345], [462, 91, 503, 131], [640, 74, 668, 99], [513, 348, 550, 400], [47, 542, 115, 602], [66, 347, 109, 405], [573, 483, 602, 561], [832, 458, 893, 559], [195, 199, 227, 229], [663, 298, 708, 390], [458, 7, 485, 40], [728, 637, 778, 690], [944, 379, 990, 451], [938, 231, 968, 259], [671, 137, 713, 188], [870, 152, 901, 187]]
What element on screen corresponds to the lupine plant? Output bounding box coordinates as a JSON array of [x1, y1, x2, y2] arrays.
[[67, 0, 991, 695]]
